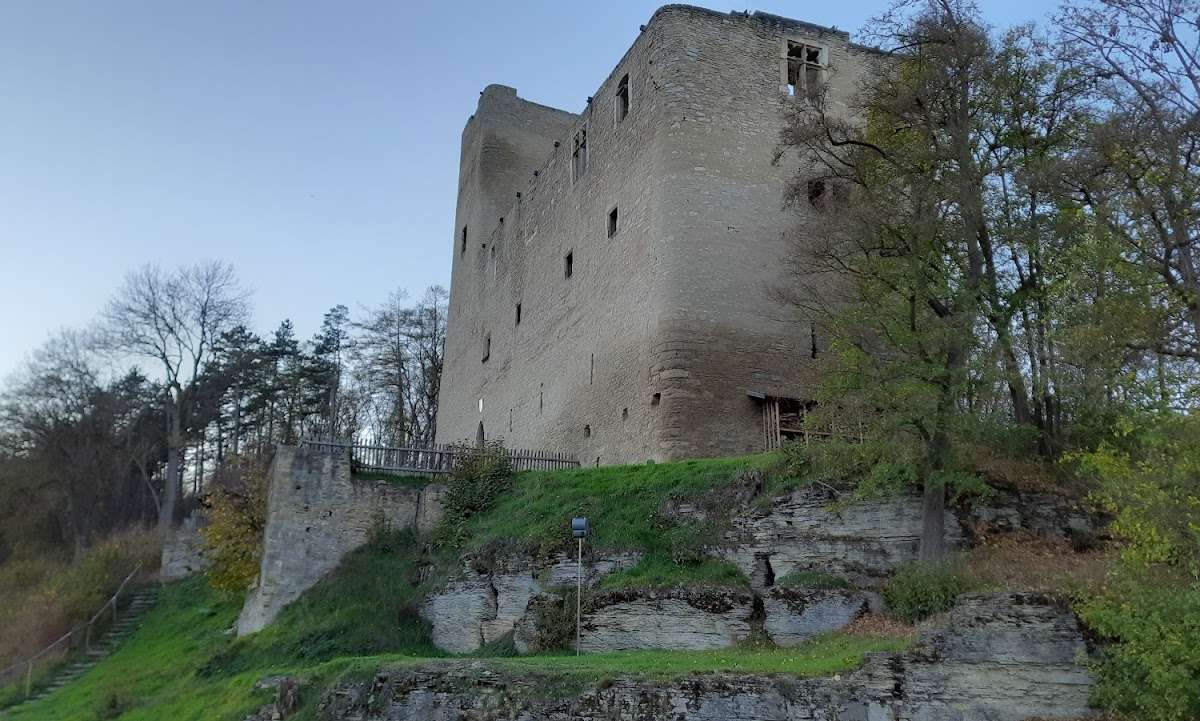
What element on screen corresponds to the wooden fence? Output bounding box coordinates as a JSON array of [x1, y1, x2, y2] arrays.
[[300, 439, 579, 476]]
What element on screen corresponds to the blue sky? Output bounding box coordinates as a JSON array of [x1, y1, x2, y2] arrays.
[[0, 0, 1053, 380]]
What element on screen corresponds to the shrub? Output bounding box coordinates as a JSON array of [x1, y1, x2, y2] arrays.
[[527, 589, 579, 653], [1080, 572, 1200, 721], [202, 457, 270, 596], [93, 685, 136, 718], [1071, 414, 1200, 721], [881, 561, 970, 623], [440, 441, 513, 541]]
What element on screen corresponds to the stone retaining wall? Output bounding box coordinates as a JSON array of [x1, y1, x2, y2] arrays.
[[237, 445, 445, 635], [160, 514, 211, 581]]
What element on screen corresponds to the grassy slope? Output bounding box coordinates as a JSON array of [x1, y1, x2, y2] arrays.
[[4, 580, 267, 721], [6, 575, 905, 721], [7, 454, 914, 720], [462, 454, 777, 589]]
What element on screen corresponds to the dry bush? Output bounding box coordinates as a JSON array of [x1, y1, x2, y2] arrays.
[[837, 613, 918, 640], [0, 526, 159, 677], [203, 457, 269, 596], [962, 532, 1111, 597], [962, 443, 1087, 496]]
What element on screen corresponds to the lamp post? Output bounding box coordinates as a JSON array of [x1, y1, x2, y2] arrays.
[[571, 516, 590, 655]]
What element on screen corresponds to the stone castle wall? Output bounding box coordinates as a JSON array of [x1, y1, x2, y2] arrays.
[[436, 6, 880, 463], [237, 445, 445, 635], [160, 514, 211, 581]]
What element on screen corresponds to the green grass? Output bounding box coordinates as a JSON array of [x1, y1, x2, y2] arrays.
[[4, 452, 921, 719], [3, 575, 903, 720], [490, 633, 909, 676], [598, 554, 750, 590], [204, 528, 443, 677], [2, 579, 273, 721], [461, 453, 777, 561], [777, 569, 853, 590]]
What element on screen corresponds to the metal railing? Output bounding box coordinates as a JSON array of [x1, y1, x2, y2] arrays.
[[300, 439, 580, 475], [0, 562, 144, 699]]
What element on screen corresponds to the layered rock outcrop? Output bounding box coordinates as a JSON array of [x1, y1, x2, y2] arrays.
[[580, 587, 755, 651], [418, 553, 643, 653], [713, 487, 966, 587], [312, 592, 1095, 721]]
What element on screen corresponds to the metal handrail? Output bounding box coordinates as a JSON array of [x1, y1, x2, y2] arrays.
[[0, 561, 144, 698]]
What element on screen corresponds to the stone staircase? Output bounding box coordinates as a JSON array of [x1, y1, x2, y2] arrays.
[[10, 587, 159, 707]]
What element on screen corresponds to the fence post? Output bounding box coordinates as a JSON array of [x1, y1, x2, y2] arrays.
[[25, 660, 32, 698]]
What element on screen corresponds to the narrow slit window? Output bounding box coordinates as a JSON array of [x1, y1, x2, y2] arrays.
[[615, 74, 630, 123], [515, 303, 522, 325], [572, 125, 589, 181], [564, 251, 574, 279], [482, 333, 491, 363], [607, 206, 619, 237], [786, 42, 825, 101], [460, 226, 468, 255]]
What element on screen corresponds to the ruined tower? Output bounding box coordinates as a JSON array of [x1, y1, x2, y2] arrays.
[[436, 6, 873, 464]]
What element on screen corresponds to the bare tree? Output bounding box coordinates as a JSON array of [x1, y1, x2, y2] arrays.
[[353, 285, 447, 446], [1059, 0, 1200, 360], [101, 261, 249, 533]]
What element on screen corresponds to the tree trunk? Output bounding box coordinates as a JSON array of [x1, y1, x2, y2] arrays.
[[918, 470, 946, 563], [158, 391, 182, 534], [232, 391, 242, 457], [919, 389, 953, 563]]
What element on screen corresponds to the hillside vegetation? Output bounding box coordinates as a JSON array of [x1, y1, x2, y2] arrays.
[[0, 455, 912, 719]]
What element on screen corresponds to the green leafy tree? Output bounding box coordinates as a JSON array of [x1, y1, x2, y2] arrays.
[[1074, 415, 1200, 721]]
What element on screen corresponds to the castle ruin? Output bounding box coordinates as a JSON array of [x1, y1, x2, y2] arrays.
[[435, 5, 874, 464]]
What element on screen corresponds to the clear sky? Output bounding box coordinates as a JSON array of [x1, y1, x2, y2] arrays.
[[0, 0, 1054, 381]]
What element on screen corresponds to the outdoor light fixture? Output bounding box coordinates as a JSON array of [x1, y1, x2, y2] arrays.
[[571, 517, 590, 654], [571, 517, 590, 538]]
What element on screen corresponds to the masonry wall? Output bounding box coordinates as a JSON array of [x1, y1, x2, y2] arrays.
[[436, 6, 874, 464], [160, 514, 211, 582], [436, 21, 670, 464], [237, 445, 445, 635], [650, 8, 875, 459]]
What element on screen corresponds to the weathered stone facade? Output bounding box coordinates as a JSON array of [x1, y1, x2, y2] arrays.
[[436, 6, 877, 464], [237, 446, 445, 635], [160, 513, 211, 581]]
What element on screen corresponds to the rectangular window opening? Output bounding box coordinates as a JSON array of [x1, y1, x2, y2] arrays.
[[615, 74, 630, 123], [786, 42, 824, 101], [564, 251, 574, 279], [572, 125, 589, 181], [607, 206, 619, 238], [515, 303, 522, 325], [460, 226, 468, 255], [482, 333, 491, 363]]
